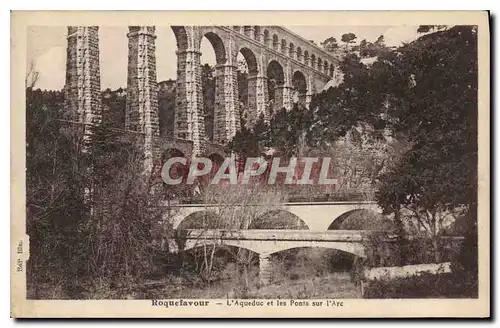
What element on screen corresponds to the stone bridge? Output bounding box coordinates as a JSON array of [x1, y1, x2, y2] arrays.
[[165, 201, 382, 231], [169, 229, 369, 284]]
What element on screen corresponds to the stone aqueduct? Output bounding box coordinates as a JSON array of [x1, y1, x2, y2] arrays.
[[64, 25, 339, 171]]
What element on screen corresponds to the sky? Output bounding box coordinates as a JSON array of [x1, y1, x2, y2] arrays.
[[27, 25, 420, 91]]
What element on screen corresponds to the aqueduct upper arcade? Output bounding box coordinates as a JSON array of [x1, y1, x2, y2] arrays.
[[64, 26, 339, 170]]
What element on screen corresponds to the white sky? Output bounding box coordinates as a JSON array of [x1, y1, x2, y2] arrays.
[[27, 25, 420, 91]]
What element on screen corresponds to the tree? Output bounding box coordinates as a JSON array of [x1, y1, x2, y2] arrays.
[[25, 60, 39, 88], [341, 33, 357, 46], [320, 37, 339, 52], [26, 88, 89, 298]]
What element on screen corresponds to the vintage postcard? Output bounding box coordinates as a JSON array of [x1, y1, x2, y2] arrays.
[[11, 11, 490, 318]]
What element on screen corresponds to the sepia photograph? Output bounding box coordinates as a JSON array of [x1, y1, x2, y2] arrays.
[[11, 11, 490, 318]]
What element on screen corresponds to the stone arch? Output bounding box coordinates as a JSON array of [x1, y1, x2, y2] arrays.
[[266, 59, 284, 85], [323, 61, 329, 74], [304, 50, 309, 65], [329, 64, 335, 77], [249, 209, 309, 229], [233, 26, 241, 33], [263, 29, 271, 47], [171, 26, 189, 50], [202, 32, 227, 65], [317, 57, 322, 72], [272, 34, 279, 51], [292, 70, 308, 109], [311, 54, 316, 69], [288, 42, 295, 59], [296, 47, 303, 62], [280, 39, 287, 53], [266, 59, 285, 115], [237, 47, 260, 128], [239, 47, 259, 74], [327, 209, 393, 231], [268, 245, 364, 258], [176, 210, 222, 230]]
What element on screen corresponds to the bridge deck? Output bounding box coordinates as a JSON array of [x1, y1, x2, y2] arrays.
[[174, 229, 373, 242]]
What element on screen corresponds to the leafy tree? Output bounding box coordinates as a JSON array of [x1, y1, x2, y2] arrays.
[[376, 26, 478, 264], [320, 37, 339, 52], [341, 33, 357, 45], [26, 88, 90, 298]]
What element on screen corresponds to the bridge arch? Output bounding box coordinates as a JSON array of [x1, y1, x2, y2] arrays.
[[280, 39, 287, 54], [304, 50, 310, 66], [289, 42, 295, 59], [253, 26, 261, 41], [249, 209, 309, 229], [311, 54, 316, 69], [296, 47, 302, 62], [272, 34, 279, 51], [263, 29, 271, 47]]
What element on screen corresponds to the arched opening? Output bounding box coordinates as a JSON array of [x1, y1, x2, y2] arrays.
[[202, 32, 227, 65], [304, 50, 310, 66], [289, 43, 295, 59], [329, 64, 335, 77], [155, 27, 190, 138], [269, 247, 360, 291], [237, 47, 259, 128], [233, 26, 241, 33], [253, 26, 261, 41], [317, 57, 322, 72], [272, 34, 279, 51], [311, 54, 316, 69], [263, 29, 270, 47], [177, 210, 222, 230], [327, 209, 394, 231], [244, 26, 253, 38], [249, 209, 309, 229], [292, 71, 307, 109], [266, 60, 285, 116], [296, 47, 302, 62], [281, 39, 287, 53]]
